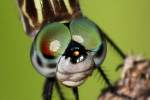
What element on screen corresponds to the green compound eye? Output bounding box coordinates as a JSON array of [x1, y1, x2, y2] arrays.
[[35, 22, 71, 58], [70, 17, 102, 51]]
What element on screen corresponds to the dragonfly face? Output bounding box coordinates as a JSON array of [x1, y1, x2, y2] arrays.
[[31, 17, 106, 87]]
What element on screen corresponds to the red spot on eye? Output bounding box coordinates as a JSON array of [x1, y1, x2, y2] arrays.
[[41, 40, 54, 56]]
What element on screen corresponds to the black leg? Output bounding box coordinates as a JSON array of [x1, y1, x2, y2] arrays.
[[72, 87, 79, 100], [43, 78, 55, 100], [97, 67, 133, 99], [97, 66, 113, 88], [103, 33, 126, 59], [55, 80, 66, 100]]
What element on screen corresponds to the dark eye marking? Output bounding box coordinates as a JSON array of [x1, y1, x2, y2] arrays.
[[36, 55, 43, 67], [47, 63, 56, 68], [95, 43, 104, 57], [43, 53, 55, 59]]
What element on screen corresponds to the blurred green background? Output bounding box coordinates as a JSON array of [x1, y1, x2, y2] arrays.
[[0, 0, 150, 100]]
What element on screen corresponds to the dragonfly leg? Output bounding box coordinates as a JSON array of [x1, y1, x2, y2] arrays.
[[72, 87, 79, 100], [43, 78, 55, 100], [96, 66, 113, 88], [102, 33, 126, 70], [103, 33, 126, 59], [55, 80, 66, 100], [97, 66, 133, 99]]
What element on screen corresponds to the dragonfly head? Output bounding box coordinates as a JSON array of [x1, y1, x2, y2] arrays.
[[30, 17, 106, 87]]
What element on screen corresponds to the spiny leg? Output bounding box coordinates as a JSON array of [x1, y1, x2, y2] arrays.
[[103, 33, 126, 59], [102, 33, 126, 70], [43, 78, 55, 100], [97, 66, 133, 99], [72, 87, 79, 100], [55, 80, 66, 100], [96, 66, 113, 88]]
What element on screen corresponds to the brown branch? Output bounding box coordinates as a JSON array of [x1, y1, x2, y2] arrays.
[[99, 55, 150, 100]]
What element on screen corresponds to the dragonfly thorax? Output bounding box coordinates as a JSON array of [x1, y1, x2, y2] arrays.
[[30, 17, 107, 87], [18, 0, 81, 37]]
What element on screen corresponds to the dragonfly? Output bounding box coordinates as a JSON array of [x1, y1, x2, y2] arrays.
[[17, 0, 126, 100]]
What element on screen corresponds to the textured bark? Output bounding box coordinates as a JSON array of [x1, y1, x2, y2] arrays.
[[99, 55, 150, 100]]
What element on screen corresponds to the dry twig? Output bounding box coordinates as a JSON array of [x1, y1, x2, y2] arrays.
[[99, 55, 150, 100]]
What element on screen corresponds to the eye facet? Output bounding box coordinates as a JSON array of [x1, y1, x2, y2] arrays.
[[70, 17, 102, 51], [35, 22, 71, 58]]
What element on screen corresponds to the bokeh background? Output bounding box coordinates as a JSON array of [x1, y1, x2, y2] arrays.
[[0, 0, 150, 100]]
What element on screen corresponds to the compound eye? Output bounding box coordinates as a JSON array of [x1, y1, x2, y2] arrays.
[[70, 17, 102, 51], [35, 22, 71, 58]]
